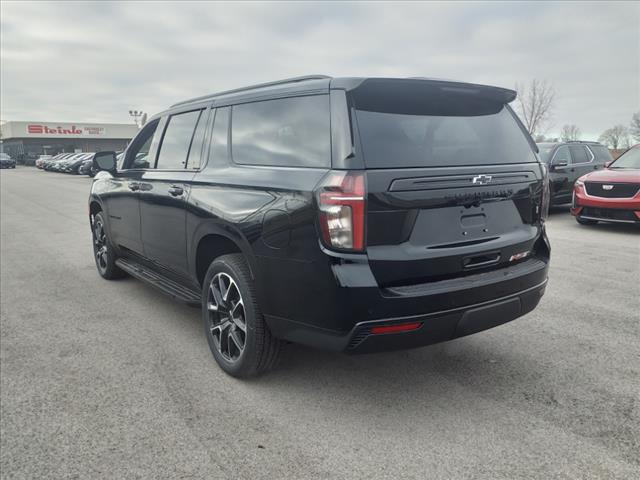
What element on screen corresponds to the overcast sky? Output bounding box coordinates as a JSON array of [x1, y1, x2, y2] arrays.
[[1, 1, 638, 139]]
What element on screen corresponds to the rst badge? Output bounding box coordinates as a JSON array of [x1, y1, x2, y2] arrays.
[[602, 185, 614, 191]]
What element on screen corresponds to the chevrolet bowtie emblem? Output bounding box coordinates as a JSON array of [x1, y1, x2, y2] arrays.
[[472, 175, 493, 185]]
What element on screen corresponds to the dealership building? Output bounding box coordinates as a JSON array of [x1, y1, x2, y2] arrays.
[[0, 121, 140, 161]]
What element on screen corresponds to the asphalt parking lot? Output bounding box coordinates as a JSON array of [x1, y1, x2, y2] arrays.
[[1, 167, 638, 479]]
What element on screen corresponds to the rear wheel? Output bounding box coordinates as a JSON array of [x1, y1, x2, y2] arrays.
[[92, 212, 126, 279], [202, 254, 281, 378], [576, 216, 598, 225]]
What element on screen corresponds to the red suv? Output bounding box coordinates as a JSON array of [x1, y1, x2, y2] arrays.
[[571, 145, 640, 225]]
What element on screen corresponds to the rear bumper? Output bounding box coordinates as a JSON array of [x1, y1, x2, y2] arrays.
[[266, 279, 547, 353], [263, 229, 550, 353]]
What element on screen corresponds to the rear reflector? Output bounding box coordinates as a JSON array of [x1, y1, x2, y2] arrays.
[[370, 322, 423, 335]]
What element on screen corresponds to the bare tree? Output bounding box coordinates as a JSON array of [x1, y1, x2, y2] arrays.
[[514, 79, 556, 137], [598, 125, 630, 149], [630, 112, 640, 142], [560, 124, 581, 142]]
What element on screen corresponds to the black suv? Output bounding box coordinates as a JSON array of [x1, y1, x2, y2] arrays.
[[89, 76, 550, 377], [537, 141, 613, 205]]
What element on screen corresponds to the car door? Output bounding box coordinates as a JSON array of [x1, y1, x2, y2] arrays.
[[138, 107, 210, 277], [549, 145, 572, 201], [101, 120, 161, 254]]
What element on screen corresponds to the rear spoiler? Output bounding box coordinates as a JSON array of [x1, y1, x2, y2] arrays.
[[342, 78, 517, 116]]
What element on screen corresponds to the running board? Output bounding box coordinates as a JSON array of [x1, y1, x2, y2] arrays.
[[115, 258, 201, 306]]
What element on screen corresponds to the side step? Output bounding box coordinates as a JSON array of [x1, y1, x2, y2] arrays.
[[115, 257, 201, 306]]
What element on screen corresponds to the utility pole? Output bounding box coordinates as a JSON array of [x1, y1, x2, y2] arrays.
[[128, 110, 145, 128]]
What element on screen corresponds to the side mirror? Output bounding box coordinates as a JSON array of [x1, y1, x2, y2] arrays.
[[93, 151, 117, 173], [604, 161, 612, 168]]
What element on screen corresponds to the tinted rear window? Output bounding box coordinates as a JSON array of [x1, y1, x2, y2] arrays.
[[231, 95, 330, 168], [355, 106, 536, 168], [156, 110, 202, 170]]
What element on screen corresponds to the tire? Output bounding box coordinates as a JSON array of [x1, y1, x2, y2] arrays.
[[91, 212, 126, 280], [576, 216, 598, 226], [202, 253, 281, 378]]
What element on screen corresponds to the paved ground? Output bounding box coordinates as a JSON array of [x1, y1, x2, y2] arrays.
[[1, 167, 639, 479]]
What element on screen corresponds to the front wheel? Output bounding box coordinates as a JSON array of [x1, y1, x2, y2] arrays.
[[202, 254, 281, 378], [92, 212, 126, 279]]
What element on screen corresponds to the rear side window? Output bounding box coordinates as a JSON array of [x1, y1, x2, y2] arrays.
[[355, 106, 536, 168], [185, 110, 209, 170], [569, 145, 590, 164], [156, 110, 202, 170], [589, 145, 613, 163], [208, 107, 230, 167], [231, 95, 330, 168]]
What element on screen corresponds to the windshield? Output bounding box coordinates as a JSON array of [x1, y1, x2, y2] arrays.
[[610, 147, 640, 169], [536, 144, 556, 163], [355, 105, 537, 168]]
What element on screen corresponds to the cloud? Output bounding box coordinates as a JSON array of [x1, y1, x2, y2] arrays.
[[1, 0, 638, 138]]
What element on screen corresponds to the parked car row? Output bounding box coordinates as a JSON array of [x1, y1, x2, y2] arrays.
[[36, 152, 97, 176], [536, 140, 639, 226], [0, 152, 17, 169]]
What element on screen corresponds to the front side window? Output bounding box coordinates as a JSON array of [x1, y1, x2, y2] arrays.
[[552, 146, 571, 165], [231, 95, 330, 168], [569, 145, 590, 164], [156, 110, 203, 170], [123, 120, 159, 169]]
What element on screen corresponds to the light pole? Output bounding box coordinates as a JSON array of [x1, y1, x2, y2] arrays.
[[128, 110, 145, 128]]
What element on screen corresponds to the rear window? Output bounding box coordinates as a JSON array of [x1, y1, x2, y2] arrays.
[[231, 95, 330, 168], [355, 106, 537, 168]]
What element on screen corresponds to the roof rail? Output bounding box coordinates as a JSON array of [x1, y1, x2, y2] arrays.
[[171, 75, 331, 108]]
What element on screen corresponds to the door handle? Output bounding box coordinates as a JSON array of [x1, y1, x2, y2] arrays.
[[168, 185, 184, 196], [128, 182, 140, 191]]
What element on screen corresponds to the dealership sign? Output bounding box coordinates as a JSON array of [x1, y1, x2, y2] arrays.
[[26, 124, 106, 136]]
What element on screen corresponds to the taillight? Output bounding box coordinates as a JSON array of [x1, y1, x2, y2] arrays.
[[316, 170, 366, 252], [540, 163, 550, 221]]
